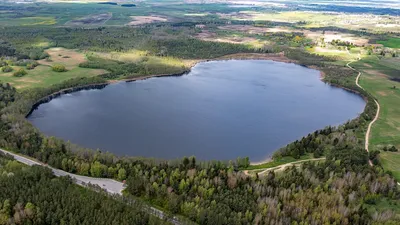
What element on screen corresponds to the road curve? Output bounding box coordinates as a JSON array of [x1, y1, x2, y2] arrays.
[[347, 61, 380, 167], [0, 148, 182, 224]]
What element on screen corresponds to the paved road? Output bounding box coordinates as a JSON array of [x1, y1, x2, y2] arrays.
[[0, 148, 124, 194], [347, 61, 380, 167], [0, 148, 183, 224]]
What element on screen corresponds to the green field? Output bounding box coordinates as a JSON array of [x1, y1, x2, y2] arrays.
[[0, 65, 105, 89], [380, 151, 400, 180], [377, 38, 400, 49], [353, 56, 400, 180]]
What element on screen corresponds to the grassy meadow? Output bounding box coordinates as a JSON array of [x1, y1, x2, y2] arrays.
[[0, 48, 106, 89], [352, 56, 400, 180], [377, 38, 400, 49]]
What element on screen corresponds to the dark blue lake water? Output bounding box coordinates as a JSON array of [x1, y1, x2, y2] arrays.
[[28, 60, 365, 161]]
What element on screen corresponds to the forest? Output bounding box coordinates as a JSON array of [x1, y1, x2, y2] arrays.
[[0, 152, 167, 225], [0, 17, 399, 224]]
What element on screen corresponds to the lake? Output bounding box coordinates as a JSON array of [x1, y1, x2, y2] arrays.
[[28, 60, 366, 161]]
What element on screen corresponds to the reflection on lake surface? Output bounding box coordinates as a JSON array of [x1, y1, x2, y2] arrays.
[[28, 60, 366, 161]]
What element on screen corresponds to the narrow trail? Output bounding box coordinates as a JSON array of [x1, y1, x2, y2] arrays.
[[244, 158, 326, 176], [346, 61, 380, 167]]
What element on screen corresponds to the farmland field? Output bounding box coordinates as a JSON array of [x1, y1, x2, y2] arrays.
[[378, 38, 400, 49]]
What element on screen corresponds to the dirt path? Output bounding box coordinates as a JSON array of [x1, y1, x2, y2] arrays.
[[244, 158, 326, 176], [347, 61, 380, 167]]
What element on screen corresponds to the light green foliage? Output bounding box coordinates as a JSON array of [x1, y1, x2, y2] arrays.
[[51, 64, 67, 72], [90, 161, 108, 177], [117, 168, 127, 180], [12, 68, 27, 77], [1, 65, 13, 73]]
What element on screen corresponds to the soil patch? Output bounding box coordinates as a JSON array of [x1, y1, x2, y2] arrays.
[[377, 91, 388, 96], [38, 48, 87, 70], [66, 13, 112, 26], [127, 16, 168, 26], [365, 69, 388, 78]]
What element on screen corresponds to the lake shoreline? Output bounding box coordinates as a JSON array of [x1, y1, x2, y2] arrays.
[[26, 53, 366, 164]]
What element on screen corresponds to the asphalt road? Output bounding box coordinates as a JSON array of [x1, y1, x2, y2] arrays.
[[0, 148, 185, 224], [0, 148, 124, 194]]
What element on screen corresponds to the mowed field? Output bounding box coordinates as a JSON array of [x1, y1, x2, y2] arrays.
[[354, 56, 400, 180], [0, 48, 106, 89], [377, 38, 400, 49]]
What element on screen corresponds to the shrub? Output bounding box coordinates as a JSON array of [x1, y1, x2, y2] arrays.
[[389, 146, 398, 152], [52, 65, 67, 72], [27, 62, 39, 70], [14, 59, 38, 67], [1, 65, 13, 72], [13, 68, 27, 77]]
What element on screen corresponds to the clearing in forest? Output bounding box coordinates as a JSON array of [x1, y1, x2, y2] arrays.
[[0, 48, 106, 89], [38, 48, 89, 70], [65, 13, 112, 26], [127, 16, 168, 25], [89, 50, 190, 75]]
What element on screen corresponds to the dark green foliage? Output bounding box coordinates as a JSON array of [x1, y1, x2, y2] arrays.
[[0, 83, 16, 110], [154, 38, 253, 59], [12, 68, 27, 77], [80, 56, 142, 77], [0, 26, 254, 60], [121, 4, 136, 7], [98, 2, 117, 5], [389, 146, 398, 152], [369, 150, 381, 160], [0, 40, 16, 57], [28, 49, 49, 60]]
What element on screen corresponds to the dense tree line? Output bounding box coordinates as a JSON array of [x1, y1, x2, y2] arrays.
[[123, 151, 399, 224], [0, 153, 167, 225], [0, 26, 254, 60]]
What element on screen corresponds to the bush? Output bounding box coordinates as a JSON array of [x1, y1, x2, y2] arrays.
[[369, 150, 380, 160], [13, 68, 27, 77], [1, 65, 13, 72], [27, 62, 39, 70], [383, 145, 398, 152], [389, 146, 398, 152], [52, 65, 67, 72]]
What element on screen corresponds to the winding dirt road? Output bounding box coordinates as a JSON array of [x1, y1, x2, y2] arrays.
[[347, 61, 380, 167]]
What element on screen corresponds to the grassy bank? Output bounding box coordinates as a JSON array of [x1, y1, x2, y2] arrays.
[[352, 56, 400, 180], [244, 154, 313, 170]]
